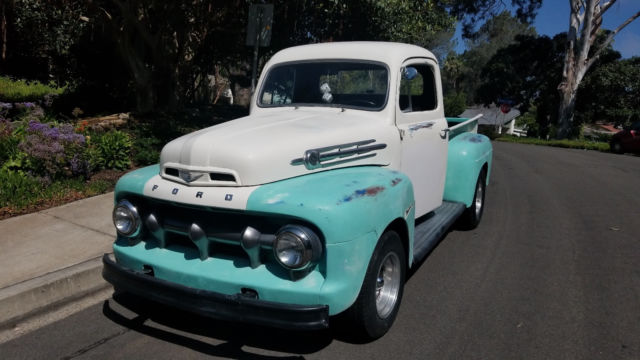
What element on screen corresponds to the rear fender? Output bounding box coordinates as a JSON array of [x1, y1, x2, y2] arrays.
[[444, 133, 493, 206]]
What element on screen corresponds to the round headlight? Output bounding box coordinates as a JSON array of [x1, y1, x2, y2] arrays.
[[113, 200, 141, 237], [274, 225, 322, 270]]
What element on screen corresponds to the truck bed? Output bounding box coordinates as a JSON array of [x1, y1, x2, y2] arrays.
[[446, 115, 481, 139]]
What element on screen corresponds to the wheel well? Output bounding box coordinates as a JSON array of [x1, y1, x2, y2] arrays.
[[384, 218, 409, 265], [481, 163, 488, 184]]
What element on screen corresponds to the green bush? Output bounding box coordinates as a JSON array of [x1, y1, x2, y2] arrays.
[[0, 121, 20, 164], [0, 77, 65, 103], [0, 168, 106, 210], [95, 130, 132, 170], [444, 92, 467, 117], [0, 169, 43, 208], [132, 136, 161, 166]]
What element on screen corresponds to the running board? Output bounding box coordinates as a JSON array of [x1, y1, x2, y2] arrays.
[[413, 201, 465, 263]]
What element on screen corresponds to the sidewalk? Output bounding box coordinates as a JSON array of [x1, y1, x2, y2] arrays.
[[0, 193, 115, 329]]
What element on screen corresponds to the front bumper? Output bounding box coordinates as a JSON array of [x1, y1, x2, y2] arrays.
[[102, 254, 329, 330]]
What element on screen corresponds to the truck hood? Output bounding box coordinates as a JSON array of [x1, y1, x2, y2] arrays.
[[159, 108, 398, 186]]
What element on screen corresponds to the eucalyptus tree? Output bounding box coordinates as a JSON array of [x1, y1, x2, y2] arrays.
[[557, 0, 640, 138]]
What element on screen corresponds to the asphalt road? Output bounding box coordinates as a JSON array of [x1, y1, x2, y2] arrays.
[[2, 142, 639, 359]]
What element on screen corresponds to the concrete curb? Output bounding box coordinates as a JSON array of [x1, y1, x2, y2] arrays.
[[0, 255, 110, 330]]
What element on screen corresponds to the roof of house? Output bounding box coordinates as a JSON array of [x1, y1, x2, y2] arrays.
[[596, 124, 618, 133], [459, 104, 520, 126]]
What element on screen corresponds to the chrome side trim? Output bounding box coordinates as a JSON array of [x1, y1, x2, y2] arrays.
[[291, 139, 387, 170]]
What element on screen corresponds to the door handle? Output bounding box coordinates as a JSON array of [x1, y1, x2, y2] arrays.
[[408, 121, 434, 132]]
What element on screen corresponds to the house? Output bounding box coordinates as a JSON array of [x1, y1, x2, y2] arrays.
[[459, 104, 525, 137]]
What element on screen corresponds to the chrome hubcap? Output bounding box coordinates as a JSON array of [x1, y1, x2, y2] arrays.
[[474, 180, 483, 218], [375, 252, 401, 318]]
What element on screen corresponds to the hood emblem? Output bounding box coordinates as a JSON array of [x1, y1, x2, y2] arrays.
[[179, 170, 204, 183], [291, 139, 387, 170]]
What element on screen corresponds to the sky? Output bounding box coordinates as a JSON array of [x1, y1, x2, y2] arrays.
[[535, 0, 640, 58], [456, 0, 640, 58]]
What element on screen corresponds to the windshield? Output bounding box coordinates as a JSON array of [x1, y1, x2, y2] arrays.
[[258, 61, 388, 110]]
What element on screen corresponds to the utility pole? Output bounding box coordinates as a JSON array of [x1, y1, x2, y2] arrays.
[[246, 4, 273, 94]]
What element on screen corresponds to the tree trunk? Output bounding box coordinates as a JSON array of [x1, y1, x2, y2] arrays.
[[557, 85, 577, 139], [557, 0, 640, 139], [1, 2, 6, 61]]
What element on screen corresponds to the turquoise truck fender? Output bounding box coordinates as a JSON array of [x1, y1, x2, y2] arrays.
[[113, 164, 160, 202], [444, 132, 493, 206], [111, 165, 414, 315], [247, 166, 415, 314]]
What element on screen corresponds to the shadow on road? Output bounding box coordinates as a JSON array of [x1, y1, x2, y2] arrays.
[[103, 291, 339, 358]]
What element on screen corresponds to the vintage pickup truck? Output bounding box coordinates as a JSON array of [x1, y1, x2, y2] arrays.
[[103, 42, 493, 340]]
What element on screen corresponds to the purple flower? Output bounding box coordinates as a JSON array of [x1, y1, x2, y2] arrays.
[[22, 102, 36, 108], [19, 120, 89, 179]]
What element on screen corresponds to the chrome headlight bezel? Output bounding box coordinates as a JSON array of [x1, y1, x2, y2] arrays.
[[273, 225, 322, 270], [112, 199, 141, 237]]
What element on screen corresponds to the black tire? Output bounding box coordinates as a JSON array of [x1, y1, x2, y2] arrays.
[[345, 231, 406, 341], [458, 169, 486, 230], [610, 140, 623, 154]]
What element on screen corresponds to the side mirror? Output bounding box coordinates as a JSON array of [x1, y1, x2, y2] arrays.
[[402, 67, 418, 81]]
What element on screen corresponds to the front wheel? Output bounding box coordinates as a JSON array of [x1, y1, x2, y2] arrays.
[[345, 231, 406, 341], [458, 169, 486, 230]]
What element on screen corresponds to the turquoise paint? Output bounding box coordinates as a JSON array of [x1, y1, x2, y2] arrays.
[[247, 166, 414, 313], [111, 166, 414, 315], [114, 165, 159, 202], [113, 239, 325, 306], [446, 117, 478, 139], [247, 167, 413, 246], [320, 232, 378, 313], [444, 132, 493, 206], [446, 117, 468, 125]]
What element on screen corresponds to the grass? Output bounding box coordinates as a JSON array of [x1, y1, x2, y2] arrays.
[[0, 76, 66, 102], [495, 135, 611, 152]]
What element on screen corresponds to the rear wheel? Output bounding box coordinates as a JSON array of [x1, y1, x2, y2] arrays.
[[345, 231, 406, 341], [458, 169, 486, 230]]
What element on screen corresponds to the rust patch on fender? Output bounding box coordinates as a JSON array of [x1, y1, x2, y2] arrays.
[[365, 186, 384, 195], [391, 177, 403, 186], [340, 186, 386, 203], [466, 134, 485, 143]]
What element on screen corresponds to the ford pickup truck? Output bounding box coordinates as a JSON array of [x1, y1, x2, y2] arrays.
[[102, 42, 493, 340]]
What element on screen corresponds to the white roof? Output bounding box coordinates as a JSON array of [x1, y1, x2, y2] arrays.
[[266, 41, 438, 69]]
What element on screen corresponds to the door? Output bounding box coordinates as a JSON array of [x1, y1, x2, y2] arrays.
[[396, 59, 448, 218]]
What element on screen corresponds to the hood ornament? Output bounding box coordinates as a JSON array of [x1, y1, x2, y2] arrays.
[[179, 170, 204, 183]]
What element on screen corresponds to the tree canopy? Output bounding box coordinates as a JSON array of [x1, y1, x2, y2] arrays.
[[575, 56, 640, 126], [1, 0, 461, 113]]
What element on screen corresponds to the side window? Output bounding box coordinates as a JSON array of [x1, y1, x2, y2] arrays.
[[399, 64, 437, 112], [260, 67, 294, 105]]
